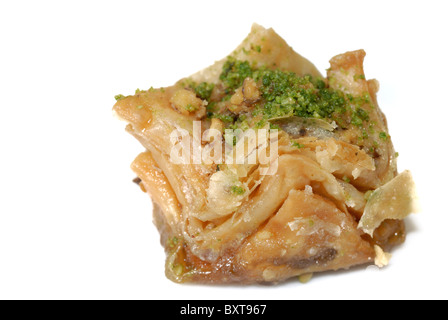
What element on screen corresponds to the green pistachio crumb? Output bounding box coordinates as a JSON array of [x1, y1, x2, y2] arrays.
[[231, 185, 245, 195], [379, 131, 388, 140], [168, 236, 179, 248], [114, 94, 125, 101], [291, 141, 305, 149], [184, 104, 197, 112]]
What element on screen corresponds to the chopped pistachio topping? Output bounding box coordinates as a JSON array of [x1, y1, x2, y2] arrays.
[[135, 57, 383, 147], [185, 81, 215, 100], [168, 236, 179, 248], [215, 58, 374, 131], [231, 185, 245, 195], [212, 113, 234, 123], [220, 58, 254, 92], [114, 94, 126, 101], [291, 141, 305, 149], [184, 104, 197, 112], [379, 131, 388, 140]]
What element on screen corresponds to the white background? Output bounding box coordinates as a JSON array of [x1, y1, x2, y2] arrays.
[[1, 0, 447, 300]]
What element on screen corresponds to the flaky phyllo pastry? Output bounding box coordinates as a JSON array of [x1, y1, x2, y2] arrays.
[[113, 24, 418, 284]]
